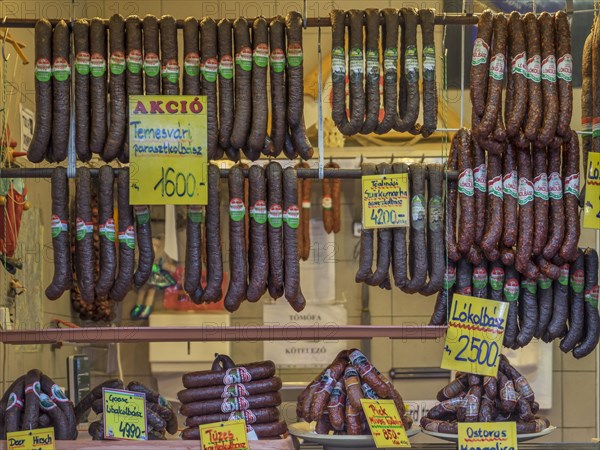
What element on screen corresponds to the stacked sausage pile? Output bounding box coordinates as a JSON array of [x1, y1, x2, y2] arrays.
[[296, 349, 412, 435], [185, 163, 306, 312], [421, 355, 550, 434], [46, 167, 154, 303], [75, 379, 178, 440], [355, 162, 445, 296], [0, 369, 77, 440], [179, 355, 287, 440], [330, 8, 438, 137], [29, 12, 312, 163], [432, 248, 599, 357]]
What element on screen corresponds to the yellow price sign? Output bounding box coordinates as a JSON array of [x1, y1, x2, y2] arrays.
[[362, 174, 410, 229], [361, 399, 411, 448], [458, 422, 517, 450], [129, 95, 208, 205], [441, 294, 508, 377], [7, 427, 55, 450], [103, 388, 147, 441], [583, 152, 600, 229], [199, 419, 249, 450]]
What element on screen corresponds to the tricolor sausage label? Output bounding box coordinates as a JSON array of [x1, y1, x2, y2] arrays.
[[90, 53, 107, 77], [489, 53, 505, 81], [526, 55, 541, 83], [253, 43, 269, 68], [533, 173, 549, 201], [541, 55, 557, 82], [221, 383, 250, 398], [458, 169, 474, 196], [35, 58, 52, 82], [218, 55, 233, 79], [538, 275, 552, 290], [571, 269, 585, 294], [76, 218, 94, 241], [585, 286, 599, 307], [270, 48, 286, 73], [488, 175, 503, 199], [557, 54, 573, 82], [287, 43, 303, 67], [523, 278, 537, 295], [559, 264, 570, 286], [548, 172, 563, 200], [100, 219, 116, 242], [161, 59, 180, 83], [472, 267, 488, 290], [503, 171, 518, 199], [184, 52, 200, 77], [223, 367, 252, 385], [473, 164, 487, 192], [75, 52, 91, 75], [202, 58, 218, 82], [517, 178, 534, 205], [229, 198, 246, 222], [489, 267, 504, 291], [504, 278, 519, 302], [52, 57, 71, 81], [443, 266, 456, 290], [221, 397, 250, 413], [51, 215, 68, 237], [283, 205, 300, 229], [564, 173, 580, 198], [471, 38, 489, 66], [126, 49, 143, 74], [268, 204, 283, 228], [250, 201, 267, 224], [143, 52, 160, 77], [109, 51, 126, 75], [236, 47, 252, 71], [511, 51, 527, 76], [229, 409, 257, 423]]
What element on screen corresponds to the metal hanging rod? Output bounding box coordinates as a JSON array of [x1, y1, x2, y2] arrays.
[[0, 167, 460, 180], [0, 14, 479, 30]]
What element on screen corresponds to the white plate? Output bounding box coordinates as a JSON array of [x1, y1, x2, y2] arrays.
[[289, 421, 419, 449], [421, 426, 556, 443]]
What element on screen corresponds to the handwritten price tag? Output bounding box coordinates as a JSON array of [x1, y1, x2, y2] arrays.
[[7, 427, 55, 450], [361, 399, 410, 448], [362, 174, 409, 229], [103, 388, 147, 441], [458, 422, 517, 450], [583, 152, 600, 229], [199, 419, 249, 450], [129, 95, 208, 205], [441, 294, 508, 377]]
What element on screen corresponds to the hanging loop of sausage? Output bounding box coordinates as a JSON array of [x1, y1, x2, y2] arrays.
[[217, 18, 240, 161], [480, 150, 504, 261], [536, 12, 559, 146], [573, 248, 600, 358], [133, 205, 154, 288], [182, 17, 200, 96], [266, 162, 285, 299], [73, 19, 91, 162], [89, 17, 108, 155], [470, 10, 494, 119], [121, 15, 143, 163], [360, 8, 380, 135], [515, 145, 536, 277], [283, 166, 303, 308], [419, 8, 438, 138], [579, 25, 593, 203], [95, 165, 116, 298], [201, 165, 224, 303], [375, 9, 399, 135], [75, 168, 95, 303], [246, 165, 269, 301], [559, 130, 580, 262], [142, 15, 160, 95], [456, 128, 475, 256], [268, 16, 287, 157], [391, 162, 409, 289], [102, 14, 127, 162], [523, 13, 542, 142], [51, 20, 71, 162], [159, 15, 180, 95], [28, 19, 53, 163], [355, 163, 377, 282], [446, 132, 461, 262], [248, 17, 270, 155], [184, 202, 203, 300], [330, 10, 352, 135], [201, 17, 221, 161], [506, 12, 528, 139], [532, 143, 549, 256], [554, 11, 572, 139], [230, 18, 253, 154], [393, 7, 420, 133]]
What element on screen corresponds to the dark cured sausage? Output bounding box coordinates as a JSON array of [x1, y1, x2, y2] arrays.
[[523, 13, 542, 141], [122, 15, 143, 163], [473, 138, 487, 246], [580, 28, 593, 202], [184, 204, 203, 298], [446, 133, 461, 262], [394, 8, 420, 132], [532, 144, 549, 256], [516, 277, 538, 347], [330, 10, 353, 135], [286, 12, 313, 160], [573, 249, 600, 358], [96, 166, 116, 297], [201, 18, 221, 161], [182, 361, 276, 388], [224, 165, 248, 311], [268, 16, 287, 156], [185, 408, 279, 427], [52, 20, 70, 162], [420, 8, 437, 137], [109, 170, 134, 301], [297, 162, 311, 261], [133, 206, 154, 288], [75, 168, 95, 303], [403, 163, 428, 293], [103, 14, 127, 162], [391, 163, 408, 289], [217, 19, 239, 161], [457, 128, 475, 256], [361, 9, 380, 134], [356, 164, 376, 281], [201, 165, 224, 303], [481, 152, 503, 261], [182, 17, 200, 96], [46, 168, 72, 300], [159, 15, 179, 95], [503, 265, 520, 347], [506, 12, 527, 138], [179, 392, 282, 417], [283, 167, 303, 310], [542, 143, 564, 260], [488, 260, 504, 302], [231, 18, 253, 154], [470, 10, 494, 118], [247, 165, 269, 301], [89, 17, 107, 155], [142, 15, 160, 95], [456, 258, 473, 298], [266, 162, 284, 299], [559, 131, 580, 262], [22, 369, 41, 430], [366, 164, 393, 287], [474, 13, 507, 143], [560, 249, 585, 352], [554, 11, 572, 138], [430, 261, 455, 325], [534, 275, 553, 339], [28, 19, 53, 163], [515, 145, 535, 275], [178, 378, 281, 404], [536, 12, 558, 146], [376, 9, 399, 134], [248, 17, 269, 155], [73, 20, 90, 162], [545, 264, 570, 341], [502, 143, 518, 248]]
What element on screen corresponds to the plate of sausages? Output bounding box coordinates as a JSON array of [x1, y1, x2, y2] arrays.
[[421, 425, 556, 443], [289, 421, 419, 448]]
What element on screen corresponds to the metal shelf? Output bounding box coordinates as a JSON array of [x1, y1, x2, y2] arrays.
[[1, 325, 447, 345]]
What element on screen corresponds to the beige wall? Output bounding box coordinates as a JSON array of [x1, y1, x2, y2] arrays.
[[0, 0, 597, 444]]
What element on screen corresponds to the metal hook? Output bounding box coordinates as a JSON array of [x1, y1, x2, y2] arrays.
[[1, 17, 9, 62], [390, 154, 394, 164], [303, 0, 307, 29], [421, 153, 426, 163]]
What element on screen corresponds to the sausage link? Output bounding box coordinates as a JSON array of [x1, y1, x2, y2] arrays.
[[446, 133, 461, 261], [75, 168, 95, 303], [179, 378, 281, 404], [532, 144, 549, 256], [580, 28, 593, 202], [224, 165, 248, 311], [420, 8, 437, 137], [391, 163, 409, 289], [268, 16, 286, 156], [523, 13, 543, 141], [95, 166, 116, 297], [394, 8, 420, 132], [560, 249, 585, 352], [230, 18, 253, 154], [180, 392, 281, 417], [330, 10, 353, 135], [403, 163, 428, 293], [457, 128, 475, 256], [199, 18, 220, 161], [470, 10, 494, 118], [472, 260, 488, 299], [573, 249, 600, 358], [46, 168, 72, 300], [89, 17, 107, 155], [481, 152, 504, 260], [298, 162, 311, 261], [559, 131, 580, 262], [73, 19, 90, 162], [122, 15, 143, 163], [217, 18, 239, 161], [40, 374, 77, 439], [142, 15, 160, 94], [133, 206, 154, 288], [182, 17, 200, 96], [554, 11, 572, 138], [534, 274, 554, 339], [356, 163, 376, 281], [185, 408, 279, 427], [515, 145, 534, 274], [283, 167, 302, 308], [103, 14, 127, 162], [502, 143, 518, 247], [542, 142, 564, 259], [201, 165, 224, 303], [545, 263, 570, 340], [488, 259, 504, 302], [109, 170, 134, 301], [376, 9, 400, 134], [159, 15, 179, 95], [456, 258, 473, 298], [503, 265, 520, 347], [430, 261, 456, 325], [28, 19, 53, 163], [266, 162, 284, 299], [536, 12, 559, 146], [22, 369, 41, 430], [50, 20, 71, 162], [516, 277, 538, 347], [184, 204, 203, 298], [322, 164, 334, 234], [473, 138, 487, 246], [361, 8, 380, 134], [247, 165, 269, 301], [506, 12, 527, 138], [247, 17, 270, 155]]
